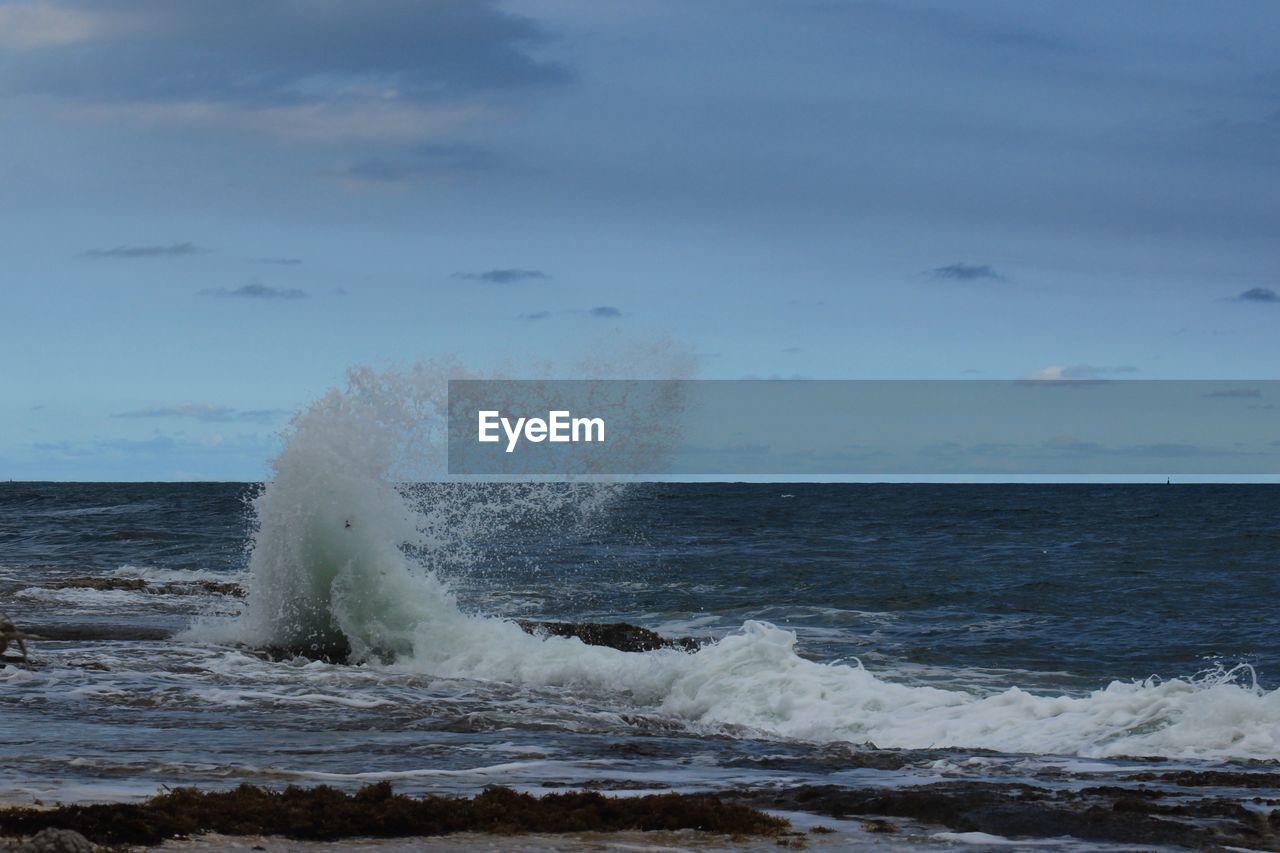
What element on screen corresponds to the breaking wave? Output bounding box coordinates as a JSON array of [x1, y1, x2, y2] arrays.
[[199, 363, 1280, 761]]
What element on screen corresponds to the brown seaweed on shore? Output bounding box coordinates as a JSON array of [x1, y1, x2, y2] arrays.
[[0, 784, 787, 846]]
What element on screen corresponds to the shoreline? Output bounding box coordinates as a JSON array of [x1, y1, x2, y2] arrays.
[[3, 769, 1278, 851]]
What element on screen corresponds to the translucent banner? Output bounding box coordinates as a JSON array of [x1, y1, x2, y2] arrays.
[[447, 380, 1280, 478]]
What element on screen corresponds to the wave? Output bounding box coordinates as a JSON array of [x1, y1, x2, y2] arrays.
[[196, 364, 1280, 762]]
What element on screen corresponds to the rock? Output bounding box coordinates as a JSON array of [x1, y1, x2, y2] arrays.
[[516, 620, 700, 652], [3, 828, 94, 853], [257, 620, 701, 664], [47, 577, 244, 597], [48, 577, 146, 591], [745, 781, 1271, 850]]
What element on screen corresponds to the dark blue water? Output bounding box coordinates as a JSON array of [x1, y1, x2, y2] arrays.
[[453, 483, 1280, 688], [8, 482, 1275, 683]]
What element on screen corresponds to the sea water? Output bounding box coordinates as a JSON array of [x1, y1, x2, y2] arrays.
[[1, 368, 1277, 833]]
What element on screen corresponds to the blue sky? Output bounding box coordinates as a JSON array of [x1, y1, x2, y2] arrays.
[[1, 0, 1277, 480]]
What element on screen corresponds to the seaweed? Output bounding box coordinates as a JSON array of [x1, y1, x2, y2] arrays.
[[0, 784, 787, 846], [45, 578, 244, 597]]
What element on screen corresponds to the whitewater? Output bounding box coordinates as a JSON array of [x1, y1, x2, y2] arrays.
[[198, 365, 1280, 763]]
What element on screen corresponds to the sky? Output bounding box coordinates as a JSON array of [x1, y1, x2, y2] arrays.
[[1, 0, 1277, 480]]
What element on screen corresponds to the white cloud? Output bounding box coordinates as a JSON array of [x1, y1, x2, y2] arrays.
[[1027, 364, 1139, 381], [113, 404, 288, 423], [0, 2, 105, 50], [69, 97, 498, 144]]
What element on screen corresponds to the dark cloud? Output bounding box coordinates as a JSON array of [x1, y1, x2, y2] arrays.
[[83, 242, 205, 258], [453, 268, 549, 284], [931, 262, 1004, 282], [341, 143, 498, 183], [1234, 287, 1279, 303], [0, 1, 569, 107], [113, 404, 289, 423], [258, 257, 302, 265], [200, 283, 307, 299], [519, 311, 550, 320], [589, 306, 622, 318]]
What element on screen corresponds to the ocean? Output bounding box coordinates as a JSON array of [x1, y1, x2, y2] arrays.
[[2, 477, 1279, 846]]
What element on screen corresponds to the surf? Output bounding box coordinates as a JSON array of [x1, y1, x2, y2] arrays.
[[206, 363, 1280, 762]]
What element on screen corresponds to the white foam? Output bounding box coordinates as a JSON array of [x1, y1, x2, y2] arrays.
[[16, 586, 156, 608], [112, 565, 247, 585]]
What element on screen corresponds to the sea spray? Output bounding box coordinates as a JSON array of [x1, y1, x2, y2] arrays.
[[217, 362, 1280, 761], [233, 367, 442, 659], [228, 356, 677, 659]]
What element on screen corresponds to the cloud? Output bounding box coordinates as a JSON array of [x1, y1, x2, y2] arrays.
[[113, 404, 289, 423], [25, 431, 283, 480], [0, 3, 105, 50], [0, 1, 570, 140], [200, 283, 307, 299], [1026, 364, 1139, 381], [83, 242, 206, 258], [521, 306, 621, 319], [339, 143, 498, 184], [258, 257, 302, 266], [930, 262, 1004, 282], [453, 268, 549, 284], [1233, 287, 1279, 303], [33, 435, 177, 457]]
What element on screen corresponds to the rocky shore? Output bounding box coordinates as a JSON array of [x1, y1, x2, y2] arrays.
[[738, 768, 1280, 850], [0, 785, 785, 847], [4, 769, 1278, 850]]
